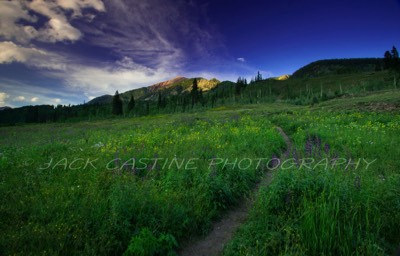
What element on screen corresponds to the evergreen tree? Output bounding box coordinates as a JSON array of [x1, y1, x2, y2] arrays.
[[157, 92, 162, 109], [384, 46, 400, 88], [199, 89, 204, 106], [127, 95, 135, 112], [255, 71, 263, 81], [391, 46, 399, 71], [112, 90, 123, 115], [146, 101, 150, 115], [235, 77, 247, 96], [191, 78, 199, 108], [384, 50, 393, 69], [391, 46, 399, 59]]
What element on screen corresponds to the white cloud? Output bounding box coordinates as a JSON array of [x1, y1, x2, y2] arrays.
[[55, 0, 105, 17], [0, 0, 105, 44], [0, 1, 38, 43], [14, 96, 26, 102], [65, 60, 174, 95], [31, 97, 39, 103], [237, 58, 246, 62], [38, 18, 82, 43], [0, 92, 10, 106], [0, 41, 47, 64], [0, 0, 256, 103], [81, 0, 224, 70], [53, 98, 62, 104], [0, 41, 66, 70]]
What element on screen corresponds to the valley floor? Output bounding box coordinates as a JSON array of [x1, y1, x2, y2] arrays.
[[0, 90, 399, 255]]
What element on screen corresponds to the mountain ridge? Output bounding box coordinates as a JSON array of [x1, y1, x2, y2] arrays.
[[88, 77, 220, 105]]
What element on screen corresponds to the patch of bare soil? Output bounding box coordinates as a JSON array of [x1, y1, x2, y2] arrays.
[[358, 102, 400, 111]]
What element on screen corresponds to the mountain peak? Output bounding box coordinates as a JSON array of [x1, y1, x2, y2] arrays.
[[150, 76, 188, 91], [276, 75, 290, 81]]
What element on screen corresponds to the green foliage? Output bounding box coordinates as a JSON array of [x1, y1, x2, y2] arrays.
[[224, 110, 400, 256], [0, 111, 284, 255], [1, 92, 399, 255], [124, 228, 178, 256]]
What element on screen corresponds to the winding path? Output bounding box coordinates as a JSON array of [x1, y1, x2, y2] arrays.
[[179, 127, 291, 256]]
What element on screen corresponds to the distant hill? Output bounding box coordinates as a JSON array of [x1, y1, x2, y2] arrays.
[[292, 58, 384, 78], [0, 106, 12, 111], [87, 95, 113, 105], [88, 76, 220, 105]]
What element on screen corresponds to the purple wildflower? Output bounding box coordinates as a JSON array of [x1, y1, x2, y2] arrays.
[[305, 139, 313, 156], [324, 143, 331, 155]]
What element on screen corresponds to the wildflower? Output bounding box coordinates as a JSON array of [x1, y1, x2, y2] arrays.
[[305, 139, 313, 156], [324, 143, 331, 155]]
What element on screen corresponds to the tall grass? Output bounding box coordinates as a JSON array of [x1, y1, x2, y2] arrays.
[[0, 113, 284, 255], [224, 111, 400, 255]]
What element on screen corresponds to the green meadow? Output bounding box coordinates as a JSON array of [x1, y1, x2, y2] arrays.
[[1, 90, 399, 255]]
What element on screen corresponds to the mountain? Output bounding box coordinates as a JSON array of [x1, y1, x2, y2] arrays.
[[292, 58, 384, 78], [87, 95, 113, 105], [275, 75, 290, 81], [148, 76, 188, 92], [88, 77, 220, 105], [0, 106, 12, 111]]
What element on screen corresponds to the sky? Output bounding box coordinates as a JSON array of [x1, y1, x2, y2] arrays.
[[0, 0, 399, 107]]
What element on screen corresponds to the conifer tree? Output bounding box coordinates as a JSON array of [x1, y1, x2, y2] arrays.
[[255, 71, 263, 81], [127, 95, 135, 112], [384, 50, 392, 69], [235, 77, 247, 96], [384, 46, 400, 88], [191, 78, 199, 108], [157, 92, 162, 109], [112, 91, 123, 115]]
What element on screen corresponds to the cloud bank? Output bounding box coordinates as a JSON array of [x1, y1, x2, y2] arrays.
[[0, 0, 105, 44]]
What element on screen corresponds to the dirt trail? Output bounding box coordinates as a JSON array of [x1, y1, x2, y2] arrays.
[[275, 126, 292, 151], [179, 127, 291, 256]]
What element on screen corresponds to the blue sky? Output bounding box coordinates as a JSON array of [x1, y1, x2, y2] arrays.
[[0, 0, 399, 107]]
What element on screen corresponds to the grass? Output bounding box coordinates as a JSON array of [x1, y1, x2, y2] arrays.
[[0, 109, 285, 255], [0, 91, 399, 255], [224, 108, 400, 255]]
